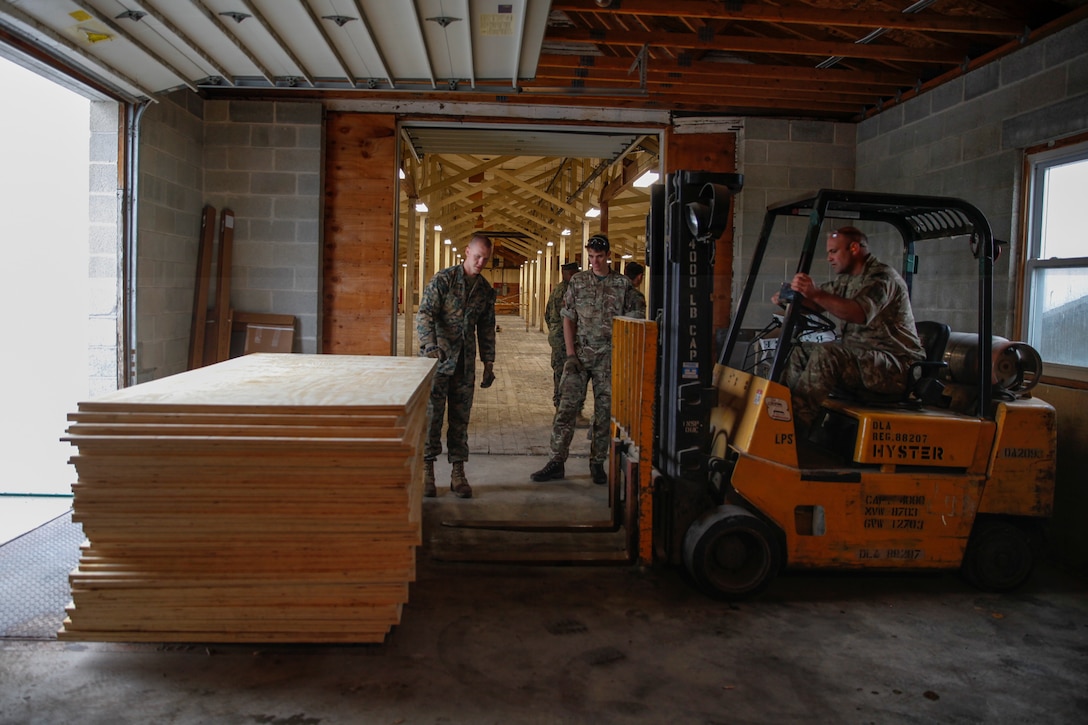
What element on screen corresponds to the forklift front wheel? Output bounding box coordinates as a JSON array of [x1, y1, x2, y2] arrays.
[[683, 506, 782, 599], [961, 517, 1035, 592]]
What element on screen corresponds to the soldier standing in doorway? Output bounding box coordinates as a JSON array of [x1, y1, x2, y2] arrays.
[[531, 234, 645, 485], [417, 234, 497, 499]]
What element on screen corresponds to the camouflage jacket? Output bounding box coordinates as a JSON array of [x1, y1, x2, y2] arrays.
[[545, 280, 569, 351], [821, 254, 924, 364], [417, 264, 497, 376], [562, 269, 646, 350]]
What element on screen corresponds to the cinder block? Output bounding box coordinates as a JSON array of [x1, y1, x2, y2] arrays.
[[276, 102, 323, 125], [965, 63, 1000, 101], [274, 148, 319, 173], [251, 172, 296, 195], [230, 101, 275, 123], [1001, 42, 1045, 86]]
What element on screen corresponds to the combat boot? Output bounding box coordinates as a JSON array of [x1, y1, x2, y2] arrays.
[[531, 459, 565, 482], [590, 462, 607, 485], [450, 461, 472, 498], [423, 459, 436, 498]]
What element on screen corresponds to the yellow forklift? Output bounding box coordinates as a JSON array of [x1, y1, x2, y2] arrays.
[[625, 174, 1055, 598], [443, 173, 1055, 599]]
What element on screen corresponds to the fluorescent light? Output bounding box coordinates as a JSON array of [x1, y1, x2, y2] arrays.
[[433, 224, 442, 231], [537, 250, 543, 254], [634, 170, 659, 188], [621, 254, 633, 259], [402, 263, 408, 267], [585, 207, 601, 218], [546, 241, 554, 247], [444, 238, 452, 245], [415, 201, 428, 213], [561, 228, 571, 236], [399, 168, 406, 180]]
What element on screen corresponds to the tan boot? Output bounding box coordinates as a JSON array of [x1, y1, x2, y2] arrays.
[[423, 459, 436, 498], [450, 461, 472, 498]]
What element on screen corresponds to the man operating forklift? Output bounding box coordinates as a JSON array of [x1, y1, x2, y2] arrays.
[[771, 226, 925, 431]]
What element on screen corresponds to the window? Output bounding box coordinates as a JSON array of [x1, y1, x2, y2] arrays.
[[1023, 139, 1088, 381]]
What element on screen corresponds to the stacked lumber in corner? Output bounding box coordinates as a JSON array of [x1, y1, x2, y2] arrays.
[[60, 353, 436, 644]]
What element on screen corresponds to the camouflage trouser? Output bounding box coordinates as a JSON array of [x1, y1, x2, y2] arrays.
[[785, 342, 906, 426], [424, 351, 476, 463], [550, 344, 566, 408], [550, 344, 611, 464]]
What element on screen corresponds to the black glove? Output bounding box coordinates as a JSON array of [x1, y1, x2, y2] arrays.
[[563, 355, 584, 376], [423, 344, 445, 361], [480, 362, 496, 388]]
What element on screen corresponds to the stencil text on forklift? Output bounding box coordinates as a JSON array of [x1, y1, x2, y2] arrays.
[[869, 422, 943, 460]]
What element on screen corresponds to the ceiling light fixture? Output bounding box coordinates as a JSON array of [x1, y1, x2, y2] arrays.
[[415, 201, 428, 213], [433, 224, 442, 231], [561, 228, 572, 236], [322, 15, 357, 27], [585, 208, 601, 218], [634, 170, 659, 188]]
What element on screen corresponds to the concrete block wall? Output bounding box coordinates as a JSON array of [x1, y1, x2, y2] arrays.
[[856, 18, 1088, 336], [204, 100, 324, 354], [136, 92, 206, 382], [734, 119, 856, 326], [88, 102, 121, 394]]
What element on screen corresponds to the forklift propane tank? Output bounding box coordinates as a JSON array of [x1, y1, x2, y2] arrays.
[[944, 332, 1044, 394]]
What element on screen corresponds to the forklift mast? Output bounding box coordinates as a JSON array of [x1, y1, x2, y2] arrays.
[[646, 171, 743, 562]]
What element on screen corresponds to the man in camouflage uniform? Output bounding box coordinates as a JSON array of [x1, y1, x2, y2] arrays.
[[417, 234, 497, 499], [531, 234, 646, 485], [546, 262, 580, 408], [774, 226, 924, 428]]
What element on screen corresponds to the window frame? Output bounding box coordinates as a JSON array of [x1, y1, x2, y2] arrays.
[[1020, 134, 1088, 386]]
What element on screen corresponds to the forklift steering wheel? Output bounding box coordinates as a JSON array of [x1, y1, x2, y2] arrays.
[[775, 285, 836, 339], [794, 308, 837, 338]]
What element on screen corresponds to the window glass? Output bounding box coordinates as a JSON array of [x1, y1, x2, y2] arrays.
[[1039, 159, 1088, 259], [1025, 141, 1088, 379], [1029, 268, 1088, 367]]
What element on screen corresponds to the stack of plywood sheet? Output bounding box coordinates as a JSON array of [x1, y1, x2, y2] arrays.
[[59, 353, 436, 643]]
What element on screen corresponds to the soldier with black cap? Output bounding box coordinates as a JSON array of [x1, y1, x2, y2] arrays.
[[545, 260, 581, 409], [531, 234, 645, 485]]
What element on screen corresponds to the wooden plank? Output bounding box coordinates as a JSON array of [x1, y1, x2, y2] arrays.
[[187, 205, 216, 370], [212, 209, 235, 362], [62, 354, 434, 644], [73, 353, 436, 414]]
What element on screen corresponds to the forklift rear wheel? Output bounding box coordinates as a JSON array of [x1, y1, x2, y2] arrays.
[[683, 506, 781, 599], [961, 518, 1034, 592]]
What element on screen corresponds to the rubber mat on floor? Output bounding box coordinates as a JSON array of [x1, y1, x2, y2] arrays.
[[0, 511, 83, 639]]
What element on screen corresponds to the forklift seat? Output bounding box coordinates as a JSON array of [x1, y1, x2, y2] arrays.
[[908, 320, 952, 407], [826, 320, 951, 408]]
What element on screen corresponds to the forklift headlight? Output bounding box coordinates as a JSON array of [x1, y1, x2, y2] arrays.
[[685, 182, 736, 240]]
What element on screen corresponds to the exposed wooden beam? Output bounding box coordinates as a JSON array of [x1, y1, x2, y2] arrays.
[[550, 1, 1023, 36], [545, 28, 965, 65], [535, 54, 915, 88], [532, 69, 883, 101]]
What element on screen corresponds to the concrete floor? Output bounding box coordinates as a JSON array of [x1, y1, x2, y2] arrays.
[[2, 320, 1087, 724]]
